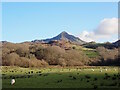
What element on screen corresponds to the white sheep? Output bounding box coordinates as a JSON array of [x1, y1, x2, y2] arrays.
[[105, 69, 107, 71], [11, 79, 15, 85], [100, 70, 102, 72], [92, 69, 94, 71]]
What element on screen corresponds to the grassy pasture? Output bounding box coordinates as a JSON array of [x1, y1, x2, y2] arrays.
[[73, 46, 99, 58], [1, 66, 120, 88], [83, 50, 99, 58]]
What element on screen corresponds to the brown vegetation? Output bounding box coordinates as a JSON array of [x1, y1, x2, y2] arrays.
[[91, 47, 119, 66], [1, 42, 119, 67]]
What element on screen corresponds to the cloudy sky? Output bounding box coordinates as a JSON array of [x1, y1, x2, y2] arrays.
[[2, 2, 118, 43], [79, 18, 118, 42]]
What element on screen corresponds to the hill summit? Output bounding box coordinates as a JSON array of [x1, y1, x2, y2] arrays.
[[32, 31, 86, 45]]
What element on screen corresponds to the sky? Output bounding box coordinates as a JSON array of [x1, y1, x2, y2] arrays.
[[2, 2, 118, 43]]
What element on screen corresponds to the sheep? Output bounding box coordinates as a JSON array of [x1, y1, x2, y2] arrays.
[[69, 75, 72, 77], [112, 77, 117, 80], [85, 75, 91, 79], [11, 79, 15, 85], [72, 76, 76, 80], [94, 85, 98, 89], [57, 79, 62, 83], [92, 69, 94, 71], [105, 69, 107, 71], [100, 69, 102, 72], [87, 80, 89, 82], [94, 77, 97, 81]]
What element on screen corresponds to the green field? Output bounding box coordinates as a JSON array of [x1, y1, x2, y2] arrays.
[[1, 66, 119, 88], [83, 50, 99, 58]]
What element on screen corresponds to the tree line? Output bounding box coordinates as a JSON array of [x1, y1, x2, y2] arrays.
[[1, 42, 119, 67]]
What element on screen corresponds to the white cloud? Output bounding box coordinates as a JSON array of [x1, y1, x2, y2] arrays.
[[79, 31, 95, 42], [95, 18, 118, 35], [79, 18, 118, 42]]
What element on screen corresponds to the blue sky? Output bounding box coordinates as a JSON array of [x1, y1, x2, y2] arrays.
[[2, 2, 118, 43]]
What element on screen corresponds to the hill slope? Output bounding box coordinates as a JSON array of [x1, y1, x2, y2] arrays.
[[113, 40, 120, 47]]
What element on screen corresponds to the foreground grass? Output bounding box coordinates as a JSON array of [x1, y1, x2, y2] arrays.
[[1, 66, 120, 88]]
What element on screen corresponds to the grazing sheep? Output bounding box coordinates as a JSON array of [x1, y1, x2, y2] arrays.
[[12, 71, 14, 73], [57, 79, 62, 83], [28, 72, 30, 74], [43, 74, 49, 76], [87, 80, 89, 82], [69, 75, 72, 77], [27, 75, 30, 78], [81, 78, 83, 81], [105, 69, 107, 71], [104, 75, 111, 80], [85, 75, 91, 79], [11, 79, 15, 85], [100, 70, 102, 72], [3, 77, 7, 79], [105, 73, 108, 76], [94, 77, 97, 81], [94, 85, 98, 89], [92, 69, 94, 71], [72, 76, 76, 80], [39, 74, 42, 76], [112, 77, 117, 80], [39, 71, 41, 73], [31, 71, 33, 74]]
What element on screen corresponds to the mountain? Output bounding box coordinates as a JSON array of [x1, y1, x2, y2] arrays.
[[113, 40, 120, 47], [32, 31, 86, 45]]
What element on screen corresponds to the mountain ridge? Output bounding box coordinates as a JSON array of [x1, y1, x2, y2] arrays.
[[32, 31, 86, 45], [112, 39, 120, 47]]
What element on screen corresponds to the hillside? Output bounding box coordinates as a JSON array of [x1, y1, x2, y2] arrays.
[[113, 40, 120, 47]]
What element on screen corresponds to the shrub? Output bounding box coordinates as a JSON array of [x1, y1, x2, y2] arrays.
[[2, 53, 20, 66], [96, 47, 118, 65], [64, 50, 89, 66], [97, 47, 118, 60], [35, 46, 65, 65], [57, 58, 66, 66], [16, 44, 29, 57]]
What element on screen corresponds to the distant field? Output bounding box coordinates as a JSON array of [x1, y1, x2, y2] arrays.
[[83, 50, 99, 58], [73, 46, 99, 58], [1, 66, 119, 88]]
